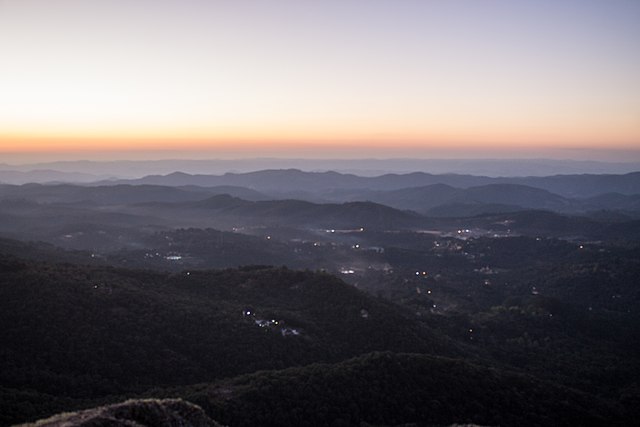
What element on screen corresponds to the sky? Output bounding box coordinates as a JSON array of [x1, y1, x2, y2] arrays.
[[0, 0, 639, 162]]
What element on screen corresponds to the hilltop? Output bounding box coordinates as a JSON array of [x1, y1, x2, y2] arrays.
[[0, 257, 458, 425]]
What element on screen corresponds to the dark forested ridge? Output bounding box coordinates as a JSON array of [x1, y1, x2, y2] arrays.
[[173, 352, 625, 427], [2, 240, 639, 426], [0, 257, 460, 425]]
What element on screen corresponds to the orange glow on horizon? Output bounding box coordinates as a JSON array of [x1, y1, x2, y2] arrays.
[[1, 126, 638, 155], [1, 1, 638, 161]]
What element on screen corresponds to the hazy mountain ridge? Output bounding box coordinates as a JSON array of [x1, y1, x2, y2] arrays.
[[0, 169, 111, 185], [3, 170, 640, 221], [3, 191, 640, 257], [127, 195, 424, 230], [2, 158, 639, 178], [4, 171, 640, 223], [349, 184, 640, 216], [0, 183, 268, 205], [104, 169, 640, 197], [327, 183, 572, 213]]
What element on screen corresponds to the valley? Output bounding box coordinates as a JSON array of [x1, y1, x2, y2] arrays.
[[1, 169, 639, 426]]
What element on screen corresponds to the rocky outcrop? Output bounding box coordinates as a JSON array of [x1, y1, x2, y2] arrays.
[[17, 399, 223, 427]]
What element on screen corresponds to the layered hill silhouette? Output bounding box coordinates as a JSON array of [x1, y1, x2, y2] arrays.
[[128, 195, 425, 230], [2, 194, 640, 256], [3, 173, 640, 232], [78, 170, 640, 218], [334, 183, 573, 214], [3, 158, 638, 179], [0, 183, 267, 205], [106, 169, 640, 197]]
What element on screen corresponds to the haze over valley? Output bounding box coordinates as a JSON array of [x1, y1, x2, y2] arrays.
[[0, 160, 639, 426]]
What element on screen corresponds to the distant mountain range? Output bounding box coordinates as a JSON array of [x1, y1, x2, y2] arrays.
[[324, 183, 570, 213], [0, 169, 110, 185], [328, 183, 640, 215], [2, 178, 640, 248], [2, 158, 639, 178], [0, 183, 268, 205], [90, 170, 640, 217], [104, 169, 640, 197], [4, 178, 640, 217]]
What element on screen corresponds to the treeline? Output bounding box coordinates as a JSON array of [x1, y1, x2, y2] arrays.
[[173, 351, 625, 427]]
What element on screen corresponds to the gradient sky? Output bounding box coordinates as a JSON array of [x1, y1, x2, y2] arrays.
[[1, 0, 639, 161]]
